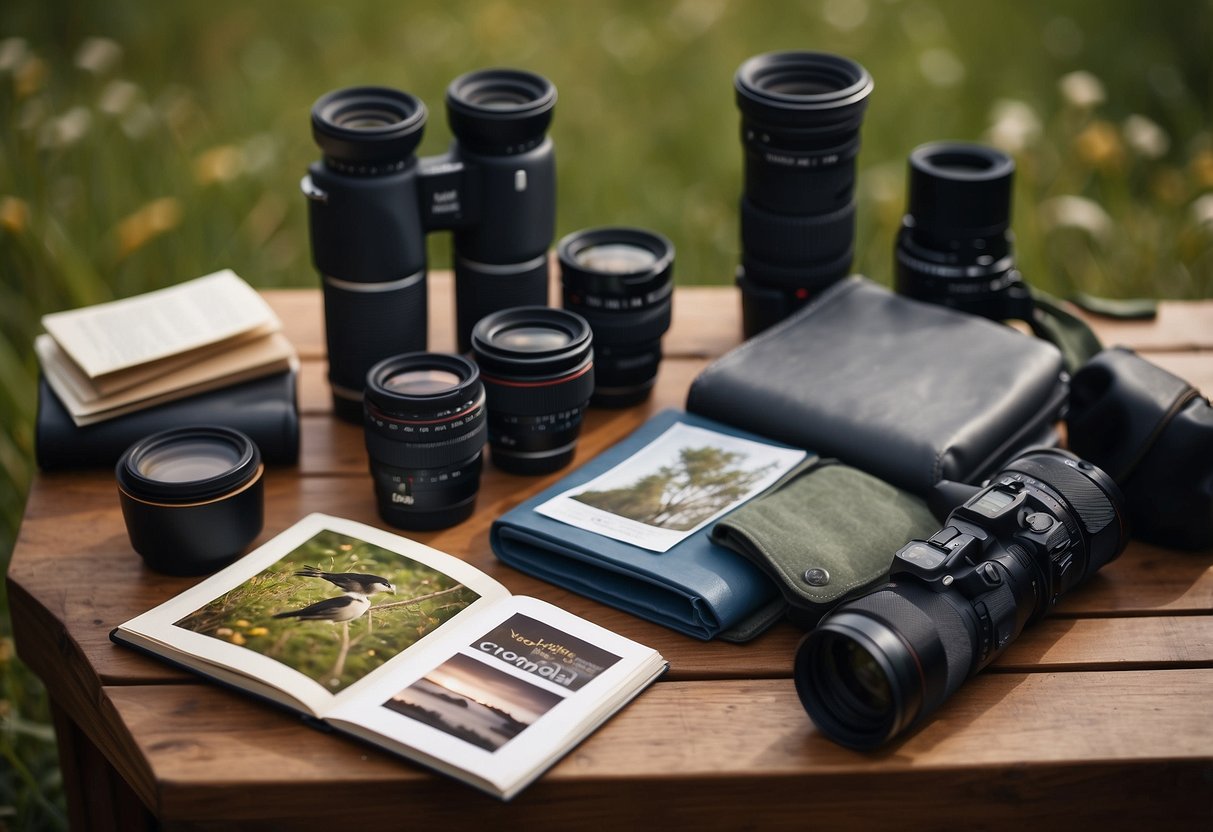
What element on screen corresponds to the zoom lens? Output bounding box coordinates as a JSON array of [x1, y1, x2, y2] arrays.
[[895, 141, 1034, 323], [471, 307, 594, 475], [116, 426, 264, 576], [559, 227, 674, 407], [734, 51, 873, 336], [364, 353, 487, 530]]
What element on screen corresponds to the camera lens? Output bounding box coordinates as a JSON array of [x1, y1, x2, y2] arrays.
[[116, 427, 264, 576], [559, 227, 674, 407], [734, 51, 873, 336], [364, 353, 487, 531], [471, 307, 594, 475], [446, 68, 556, 154], [895, 141, 1034, 322], [311, 86, 427, 172]]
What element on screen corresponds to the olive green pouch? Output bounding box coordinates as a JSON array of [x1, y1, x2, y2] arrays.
[[711, 459, 939, 627]]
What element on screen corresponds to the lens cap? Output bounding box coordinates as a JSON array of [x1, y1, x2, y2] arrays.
[[906, 142, 1016, 239]]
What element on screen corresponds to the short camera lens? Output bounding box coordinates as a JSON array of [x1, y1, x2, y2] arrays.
[[558, 227, 674, 408], [471, 307, 594, 475], [364, 353, 487, 531]]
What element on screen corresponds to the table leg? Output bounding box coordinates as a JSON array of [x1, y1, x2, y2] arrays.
[[50, 700, 156, 832]]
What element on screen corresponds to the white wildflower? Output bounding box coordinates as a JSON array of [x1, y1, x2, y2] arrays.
[[667, 0, 725, 38], [98, 79, 140, 116], [1059, 70, 1105, 109], [0, 37, 29, 73], [39, 107, 93, 149], [1192, 194, 1213, 229], [74, 37, 122, 75], [985, 99, 1042, 153], [121, 103, 157, 140], [1038, 195, 1115, 242], [823, 0, 869, 32], [1122, 114, 1170, 159], [919, 48, 965, 88]]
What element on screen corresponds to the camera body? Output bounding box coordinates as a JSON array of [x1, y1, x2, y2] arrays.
[[304, 71, 557, 421], [796, 449, 1127, 749]]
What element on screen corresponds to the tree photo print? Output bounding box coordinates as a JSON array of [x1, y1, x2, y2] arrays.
[[537, 423, 805, 552]]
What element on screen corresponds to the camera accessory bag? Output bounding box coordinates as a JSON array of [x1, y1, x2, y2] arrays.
[[1067, 346, 1213, 550], [686, 276, 1068, 496], [711, 458, 939, 627]]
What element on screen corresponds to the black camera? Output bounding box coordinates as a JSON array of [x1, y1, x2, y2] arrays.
[[734, 51, 873, 337], [795, 448, 1127, 749], [363, 353, 487, 531], [895, 141, 1037, 325], [304, 68, 557, 421]]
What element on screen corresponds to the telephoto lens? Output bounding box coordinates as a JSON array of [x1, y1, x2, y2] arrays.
[[116, 426, 264, 576], [363, 353, 487, 530], [895, 141, 1036, 323], [470, 307, 595, 475], [558, 227, 674, 407], [794, 448, 1127, 750], [734, 51, 873, 337]]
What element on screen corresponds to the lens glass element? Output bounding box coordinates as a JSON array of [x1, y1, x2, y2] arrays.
[[494, 325, 573, 352], [833, 637, 893, 717], [383, 369, 462, 395], [136, 439, 244, 483], [574, 243, 659, 274]]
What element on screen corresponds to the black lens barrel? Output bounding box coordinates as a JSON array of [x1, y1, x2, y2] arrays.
[[471, 307, 594, 475], [363, 353, 487, 530], [734, 51, 873, 336], [559, 227, 674, 407]]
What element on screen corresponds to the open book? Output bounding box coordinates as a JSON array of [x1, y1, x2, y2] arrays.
[[112, 514, 667, 800]]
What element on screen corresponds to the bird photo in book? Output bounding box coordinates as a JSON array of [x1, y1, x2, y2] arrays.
[[293, 565, 396, 597], [273, 593, 373, 623]]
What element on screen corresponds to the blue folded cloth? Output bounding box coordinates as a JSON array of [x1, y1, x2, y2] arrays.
[[491, 410, 791, 641]]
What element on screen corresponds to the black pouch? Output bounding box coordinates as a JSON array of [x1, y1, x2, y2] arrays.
[[687, 276, 1069, 497], [1067, 347, 1213, 550]]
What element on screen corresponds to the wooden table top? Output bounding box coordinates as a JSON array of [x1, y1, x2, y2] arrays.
[[9, 275, 1213, 829]]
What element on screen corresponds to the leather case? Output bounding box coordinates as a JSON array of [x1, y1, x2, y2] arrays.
[[491, 409, 793, 642], [1067, 347, 1213, 550], [36, 369, 300, 469], [686, 276, 1068, 496]]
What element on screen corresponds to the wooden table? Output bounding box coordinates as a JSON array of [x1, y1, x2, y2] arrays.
[[9, 276, 1213, 830]]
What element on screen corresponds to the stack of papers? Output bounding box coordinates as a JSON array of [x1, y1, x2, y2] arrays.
[[37, 270, 297, 426]]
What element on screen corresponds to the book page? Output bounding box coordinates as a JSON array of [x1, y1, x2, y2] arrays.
[[114, 514, 511, 717], [325, 596, 667, 799], [37, 331, 296, 426], [41, 269, 279, 379]]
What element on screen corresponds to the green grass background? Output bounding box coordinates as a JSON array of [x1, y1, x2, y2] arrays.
[[1, 1, 1211, 827]]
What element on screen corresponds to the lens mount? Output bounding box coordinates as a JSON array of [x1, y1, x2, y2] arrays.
[[735, 51, 873, 133], [311, 86, 426, 170], [446, 68, 556, 153], [116, 426, 262, 504]]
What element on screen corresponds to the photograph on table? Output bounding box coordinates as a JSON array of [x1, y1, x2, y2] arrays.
[[536, 421, 806, 551], [173, 528, 481, 691]]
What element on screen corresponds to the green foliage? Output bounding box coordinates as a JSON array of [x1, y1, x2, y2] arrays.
[[175, 530, 479, 692], [574, 444, 774, 530]]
